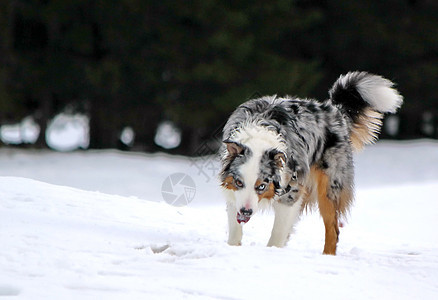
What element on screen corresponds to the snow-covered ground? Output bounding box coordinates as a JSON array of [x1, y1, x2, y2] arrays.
[[1, 140, 438, 299]]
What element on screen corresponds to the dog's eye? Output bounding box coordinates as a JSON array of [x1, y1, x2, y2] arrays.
[[255, 183, 267, 192], [235, 179, 244, 188]]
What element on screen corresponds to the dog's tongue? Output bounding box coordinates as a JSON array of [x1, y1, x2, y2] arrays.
[[237, 212, 251, 224]]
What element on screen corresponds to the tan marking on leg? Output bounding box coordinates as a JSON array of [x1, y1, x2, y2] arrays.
[[313, 167, 339, 255]]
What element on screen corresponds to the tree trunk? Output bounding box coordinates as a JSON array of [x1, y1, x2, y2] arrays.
[[34, 91, 52, 148], [88, 99, 119, 149]]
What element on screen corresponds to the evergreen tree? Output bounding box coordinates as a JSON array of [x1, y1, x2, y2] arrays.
[[0, 0, 437, 151]]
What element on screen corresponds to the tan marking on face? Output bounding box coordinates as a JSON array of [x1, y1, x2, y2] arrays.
[[222, 176, 238, 191], [255, 179, 276, 201]]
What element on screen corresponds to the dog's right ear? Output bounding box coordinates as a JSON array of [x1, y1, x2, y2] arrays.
[[274, 152, 286, 168], [223, 140, 244, 156]]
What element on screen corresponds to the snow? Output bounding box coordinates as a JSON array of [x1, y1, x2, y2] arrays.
[[120, 127, 135, 147], [45, 113, 89, 152], [1, 140, 438, 299], [154, 121, 182, 149], [0, 114, 89, 151], [0, 117, 40, 145]]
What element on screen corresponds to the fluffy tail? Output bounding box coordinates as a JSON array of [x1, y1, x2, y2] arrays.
[[329, 71, 403, 151]]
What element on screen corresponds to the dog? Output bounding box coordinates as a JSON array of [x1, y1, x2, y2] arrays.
[[220, 71, 403, 255]]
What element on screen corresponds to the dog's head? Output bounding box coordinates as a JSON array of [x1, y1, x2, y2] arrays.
[[220, 127, 291, 223]]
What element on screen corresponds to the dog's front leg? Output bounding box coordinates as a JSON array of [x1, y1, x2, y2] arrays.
[[267, 199, 303, 247], [226, 201, 242, 246]]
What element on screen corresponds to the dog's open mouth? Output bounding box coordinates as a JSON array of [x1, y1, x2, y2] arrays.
[[237, 212, 251, 224]]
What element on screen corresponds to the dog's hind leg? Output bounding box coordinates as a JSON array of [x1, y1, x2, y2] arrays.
[[267, 199, 303, 248], [314, 167, 340, 255]]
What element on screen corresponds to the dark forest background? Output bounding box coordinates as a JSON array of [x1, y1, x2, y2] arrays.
[[0, 0, 437, 155]]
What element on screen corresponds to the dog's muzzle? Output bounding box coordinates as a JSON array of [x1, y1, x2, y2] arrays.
[[237, 208, 252, 224]]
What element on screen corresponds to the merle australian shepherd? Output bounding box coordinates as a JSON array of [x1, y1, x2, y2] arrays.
[[220, 72, 403, 254]]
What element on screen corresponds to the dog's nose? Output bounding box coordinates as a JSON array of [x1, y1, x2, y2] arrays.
[[239, 207, 253, 216]]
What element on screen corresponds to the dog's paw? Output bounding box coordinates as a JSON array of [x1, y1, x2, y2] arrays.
[[227, 240, 242, 246]]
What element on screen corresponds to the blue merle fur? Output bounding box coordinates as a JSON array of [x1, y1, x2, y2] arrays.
[[221, 90, 356, 204], [221, 72, 402, 206]]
